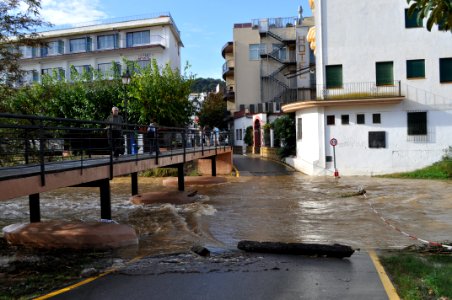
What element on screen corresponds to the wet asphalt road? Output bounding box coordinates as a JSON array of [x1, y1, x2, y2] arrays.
[[51, 155, 388, 300]]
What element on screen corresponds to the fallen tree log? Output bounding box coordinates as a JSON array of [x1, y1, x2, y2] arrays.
[[237, 240, 354, 258]]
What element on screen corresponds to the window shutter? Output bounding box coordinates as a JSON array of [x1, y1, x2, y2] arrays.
[[376, 62, 393, 86], [439, 58, 452, 83], [407, 59, 425, 78], [325, 65, 343, 88]]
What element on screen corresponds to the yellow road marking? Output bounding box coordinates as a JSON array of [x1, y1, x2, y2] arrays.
[[232, 165, 240, 177], [368, 250, 400, 300], [34, 254, 148, 299]]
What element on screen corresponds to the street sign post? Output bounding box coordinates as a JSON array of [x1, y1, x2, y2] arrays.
[[330, 138, 339, 177]]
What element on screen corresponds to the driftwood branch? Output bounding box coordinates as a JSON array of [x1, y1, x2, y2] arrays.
[[237, 240, 355, 258]]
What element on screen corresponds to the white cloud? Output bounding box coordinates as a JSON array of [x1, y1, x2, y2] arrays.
[[41, 0, 108, 26]]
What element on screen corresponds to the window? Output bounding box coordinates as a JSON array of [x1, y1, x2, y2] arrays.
[[439, 58, 452, 83], [70, 37, 91, 53], [97, 34, 118, 50], [405, 8, 422, 28], [97, 62, 121, 79], [357, 114, 365, 124], [376, 61, 394, 86], [407, 112, 427, 135], [369, 132, 386, 148], [297, 118, 302, 140], [273, 44, 287, 61], [406, 59, 425, 79], [71, 65, 92, 79], [341, 115, 349, 125], [325, 65, 343, 88], [126, 31, 150, 47], [19, 46, 35, 59], [42, 68, 65, 80], [249, 44, 261, 61], [373, 113, 381, 124], [42, 41, 64, 56], [326, 115, 335, 125], [325, 156, 333, 162]]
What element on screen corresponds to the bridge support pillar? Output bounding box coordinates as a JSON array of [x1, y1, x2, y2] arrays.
[[211, 156, 217, 177], [131, 172, 138, 196], [99, 179, 111, 220], [29, 193, 41, 223], [177, 163, 185, 191]]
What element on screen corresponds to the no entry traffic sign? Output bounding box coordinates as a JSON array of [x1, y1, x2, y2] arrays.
[[330, 138, 338, 147]]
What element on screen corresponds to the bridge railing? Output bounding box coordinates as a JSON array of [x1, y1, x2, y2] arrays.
[[0, 113, 232, 178]]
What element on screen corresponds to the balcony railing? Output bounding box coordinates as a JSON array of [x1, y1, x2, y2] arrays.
[[222, 60, 235, 78], [251, 17, 298, 31], [317, 81, 402, 100]]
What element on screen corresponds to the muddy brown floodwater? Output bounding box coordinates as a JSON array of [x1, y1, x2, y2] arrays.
[[1, 173, 451, 258]]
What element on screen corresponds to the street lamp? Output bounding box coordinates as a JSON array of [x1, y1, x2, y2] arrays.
[[121, 69, 131, 153]]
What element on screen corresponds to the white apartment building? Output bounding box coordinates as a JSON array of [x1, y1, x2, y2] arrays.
[[17, 13, 182, 84], [283, 0, 452, 176]]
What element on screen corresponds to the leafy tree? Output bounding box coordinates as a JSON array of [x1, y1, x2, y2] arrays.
[[273, 114, 296, 158], [244, 126, 253, 146], [196, 91, 227, 129], [127, 59, 195, 127], [191, 78, 225, 93], [407, 0, 452, 31], [0, 0, 50, 85]]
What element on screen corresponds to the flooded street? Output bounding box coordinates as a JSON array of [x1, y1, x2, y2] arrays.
[[1, 168, 451, 257]]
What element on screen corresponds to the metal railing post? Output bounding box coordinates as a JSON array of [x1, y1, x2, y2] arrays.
[[38, 119, 45, 186]]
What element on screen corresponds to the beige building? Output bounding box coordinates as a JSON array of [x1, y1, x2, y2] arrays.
[[222, 14, 315, 116], [16, 13, 183, 85]]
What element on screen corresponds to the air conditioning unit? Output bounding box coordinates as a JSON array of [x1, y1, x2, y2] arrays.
[[239, 104, 245, 112], [268, 102, 274, 113], [257, 103, 263, 113], [249, 104, 256, 114]]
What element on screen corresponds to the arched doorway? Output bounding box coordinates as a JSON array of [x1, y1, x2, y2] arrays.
[[254, 119, 261, 154]]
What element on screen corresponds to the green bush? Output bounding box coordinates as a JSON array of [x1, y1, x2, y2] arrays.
[[244, 126, 253, 146]]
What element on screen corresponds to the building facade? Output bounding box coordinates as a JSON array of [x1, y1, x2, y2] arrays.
[[283, 0, 452, 176], [17, 13, 182, 85], [222, 11, 315, 151]]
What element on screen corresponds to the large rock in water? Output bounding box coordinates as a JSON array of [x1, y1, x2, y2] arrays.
[[2, 221, 138, 250], [237, 240, 355, 258]]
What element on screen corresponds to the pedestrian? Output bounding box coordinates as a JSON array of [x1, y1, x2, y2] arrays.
[[106, 106, 124, 158], [213, 126, 220, 146], [147, 118, 159, 154]]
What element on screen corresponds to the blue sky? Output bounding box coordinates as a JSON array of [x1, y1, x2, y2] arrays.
[[39, 0, 312, 79]]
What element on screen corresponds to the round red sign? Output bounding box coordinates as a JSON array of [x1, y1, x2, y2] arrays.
[[330, 138, 338, 146]]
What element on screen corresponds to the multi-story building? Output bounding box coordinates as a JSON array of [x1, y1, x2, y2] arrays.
[[16, 13, 183, 85], [222, 9, 315, 151], [283, 0, 452, 176]]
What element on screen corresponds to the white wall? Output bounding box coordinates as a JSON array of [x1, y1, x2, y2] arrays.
[[288, 0, 452, 176]]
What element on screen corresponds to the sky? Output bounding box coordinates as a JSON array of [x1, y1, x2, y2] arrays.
[[38, 0, 312, 80]]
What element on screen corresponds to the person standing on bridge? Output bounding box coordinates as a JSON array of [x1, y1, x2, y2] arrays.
[[147, 118, 159, 155], [106, 106, 124, 158]]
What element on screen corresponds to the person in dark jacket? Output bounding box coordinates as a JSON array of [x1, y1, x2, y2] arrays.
[[106, 106, 124, 158], [147, 118, 159, 154]]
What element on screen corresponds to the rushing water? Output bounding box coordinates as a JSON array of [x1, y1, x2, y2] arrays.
[[1, 173, 451, 258]]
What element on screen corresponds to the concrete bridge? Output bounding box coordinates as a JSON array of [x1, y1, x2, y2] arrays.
[[0, 113, 232, 222]]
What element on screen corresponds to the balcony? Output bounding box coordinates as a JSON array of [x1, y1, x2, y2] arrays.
[[221, 41, 233, 59], [223, 84, 235, 102], [222, 59, 234, 80], [317, 81, 402, 100], [282, 81, 405, 112]]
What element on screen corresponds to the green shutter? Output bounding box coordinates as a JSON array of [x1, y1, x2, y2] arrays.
[[440, 58, 452, 83], [376, 62, 393, 86], [407, 59, 425, 78], [325, 65, 343, 88], [405, 8, 422, 28]]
